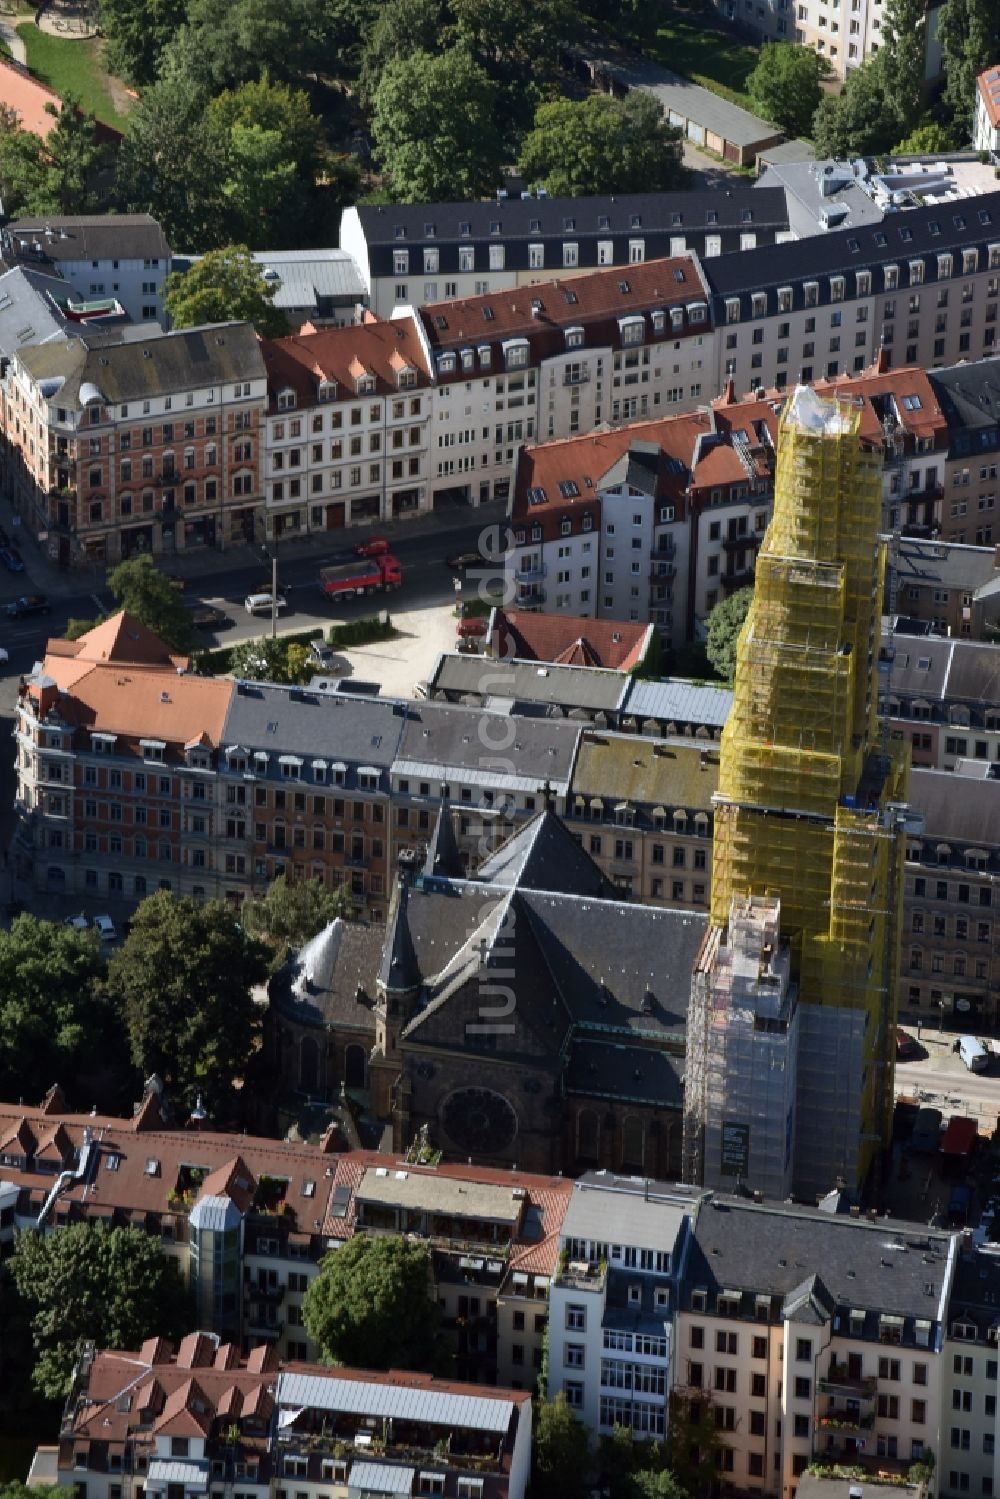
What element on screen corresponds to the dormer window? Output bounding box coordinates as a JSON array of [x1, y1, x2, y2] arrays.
[[398, 368, 417, 389], [619, 315, 645, 347], [565, 326, 584, 350], [90, 731, 116, 754], [651, 310, 666, 334], [317, 379, 336, 402], [478, 344, 491, 367], [357, 375, 376, 395], [461, 348, 475, 371], [503, 338, 529, 370], [438, 353, 456, 374], [140, 739, 165, 763], [277, 388, 296, 411]]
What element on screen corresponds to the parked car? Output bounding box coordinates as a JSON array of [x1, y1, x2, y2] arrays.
[[354, 535, 390, 557], [896, 1027, 919, 1060], [446, 548, 490, 571], [63, 914, 89, 932], [0, 647, 8, 665], [92, 914, 118, 942], [0, 547, 24, 572], [456, 615, 488, 638], [245, 592, 288, 615], [189, 605, 232, 631], [6, 594, 50, 617], [309, 638, 337, 671], [959, 1035, 991, 1072]]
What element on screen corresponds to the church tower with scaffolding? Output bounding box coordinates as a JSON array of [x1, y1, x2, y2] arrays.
[[682, 386, 910, 1202]]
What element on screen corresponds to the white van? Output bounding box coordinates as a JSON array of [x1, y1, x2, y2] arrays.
[[245, 592, 287, 615], [959, 1035, 990, 1072]]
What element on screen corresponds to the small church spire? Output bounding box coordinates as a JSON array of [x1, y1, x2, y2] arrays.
[[377, 876, 421, 995], [422, 796, 464, 881]]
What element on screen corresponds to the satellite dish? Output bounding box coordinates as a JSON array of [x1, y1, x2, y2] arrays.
[[956, 998, 972, 1013]]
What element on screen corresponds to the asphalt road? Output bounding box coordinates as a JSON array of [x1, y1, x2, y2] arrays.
[[896, 1049, 1000, 1128], [0, 516, 502, 877]]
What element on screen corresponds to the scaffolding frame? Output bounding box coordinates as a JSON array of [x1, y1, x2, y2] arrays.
[[683, 390, 909, 1196]]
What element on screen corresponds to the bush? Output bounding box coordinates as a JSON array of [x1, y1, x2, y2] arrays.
[[328, 614, 398, 647]]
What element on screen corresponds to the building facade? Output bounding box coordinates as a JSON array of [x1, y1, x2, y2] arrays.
[[1, 214, 171, 324]]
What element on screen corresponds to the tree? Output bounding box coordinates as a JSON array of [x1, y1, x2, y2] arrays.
[[894, 120, 958, 153], [358, 0, 448, 105], [746, 43, 829, 137], [205, 76, 326, 249], [227, 635, 294, 683], [451, 0, 573, 134], [36, 96, 111, 215], [302, 1235, 440, 1370], [100, 0, 187, 83], [533, 1394, 590, 1499], [0, 914, 127, 1106], [116, 75, 226, 250], [664, 1390, 723, 1499], [163, 246, 285, 336], [372, 48, 503, 203], [938, 0, 999, 134], [628, 1474, 688, 1499], [10, 1222, 188, 1397], [705, 587, 753, 686], [519, 92, 685, 198], [880, 0, 928, 134], [103, 891, 270, 1114], [158, 0, 345, 93], [811, 55, 902, 158], [241, 874, 353, 949], [0, 111, 59, 218], [106, 555, 196, 652]]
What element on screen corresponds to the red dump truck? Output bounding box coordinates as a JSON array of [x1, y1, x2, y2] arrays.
[[319, 554, 402, 599]]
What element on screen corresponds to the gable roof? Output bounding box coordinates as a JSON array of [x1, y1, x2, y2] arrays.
[[61, 611, 187, 670], [489, 608, 653, 671], [259, 316, 431, 410], [475, 809, 616, 896]]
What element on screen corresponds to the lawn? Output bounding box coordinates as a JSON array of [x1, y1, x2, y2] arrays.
[[643, 5, 760, 109], [16, 22, 130, 130]]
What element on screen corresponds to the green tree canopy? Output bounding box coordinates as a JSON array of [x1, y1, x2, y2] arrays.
[[40, 96, 111, 214], [116, 75, 226, 250], [533, 1394, 590, 1499], [880, 0, 928, 133], [10, 1222, 188, 1397], [240, 874, 352, 949], [103, 891, 270, 1114], [227, 635, 296, 683], [302, 1235, 440, 1370], [0, 108, 60, 219], [372, 47, 503, 202], [811, 55, 902, 158], [519, 92, 685, 198], [100, 0, 186, 83], [746, 43, 830, 136], [163, 246, 285, 336], [358, 0, 448, 105], [0, 914, 126, 1106], [106, 555, 196, 652], [705, 586, 753, 686], [894, 120, 957, 153], [938, 0, 999, 133]]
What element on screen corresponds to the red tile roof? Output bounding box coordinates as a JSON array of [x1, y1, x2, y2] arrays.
[[979, 66, 1000, 130], [489, 608, 653, 671], [259, 318, 432, 411]]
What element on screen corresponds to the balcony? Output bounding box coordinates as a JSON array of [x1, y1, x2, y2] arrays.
[[556, 1256, 607, 1291], [722, 530, 759, 552], [244, 1280, 286, 1305], [818, 1369, 877, 1397], [817, 1410, 875, 1435], [649, 560, 675, 580], [563, 369, 591, 387], [516, 562, 546, 581], [515, 587, 545, 605]]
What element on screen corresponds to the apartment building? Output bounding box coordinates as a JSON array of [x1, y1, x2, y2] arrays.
[[704, 194, 1000, 399], [940, 1245, 1000, 1499], [341, 191, 790, 318], [258, 318, 433, 538], [410, 255, 713, 509], [884, 634, 1000, 771], [677, 1197, 954, 1495], [218, 681, 407, 920], [505, 398, 775, 641], [901, 764, 1000, 1031], [56, 1340, 533, 1499], [934, 359, 1000, 547], [12, 614, 234, 905], [1, 321, 265, 564], [547, 1174, 701, 1439], [707, 0, 926, 79], [975, 67, 1000, 156], [1, 213, 171, 324], [893, 539, 1000, 636]]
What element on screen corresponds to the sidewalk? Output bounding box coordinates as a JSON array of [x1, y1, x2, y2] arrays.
[[0, 495, 509, 603]]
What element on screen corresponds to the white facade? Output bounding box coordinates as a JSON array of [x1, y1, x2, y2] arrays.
[[975, 72, 1000, 156]]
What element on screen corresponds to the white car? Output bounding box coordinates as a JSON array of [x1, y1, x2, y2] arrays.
[[0, 648, 8, 665], [92, 914, 118, 942], [63, 913, 89, 932]]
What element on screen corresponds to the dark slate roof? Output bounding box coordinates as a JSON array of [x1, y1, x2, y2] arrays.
[[7, 213, 171, 263], [889, 633, 1000, 703], [378, 880, 421, 994], [894, 539, 998, 594], [224, 682, 405, 790], [476, 811, 617, 897], [269, 919, 383, 1030], [351, 189, 789, 263], [395, 702, 580, 792], [19, 322, 265, 406], [565, 1038, 685, 1108], [703, 190, 1000, 311], [682, 1196, 955, 1328], [909, 767, 1000, 845], [519, 889, 702, 1038], [932, 356, 1000, 442], [946, 1247, 1000, 1340]]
